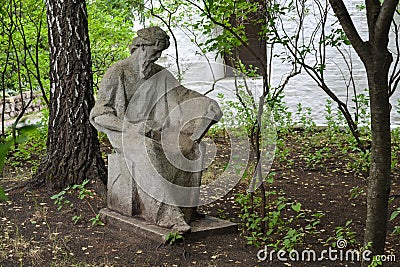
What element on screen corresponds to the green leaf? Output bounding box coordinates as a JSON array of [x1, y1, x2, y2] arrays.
[[390, 210, 400, 221], [266, 172, 275, 183], [82, 179, 90, 187], [291, 202, 301, 212], [165, 231, 184, 244], [0, 186, 7, 201], [393, 226, 400, 235], [0, 139, 13, 172], [0, 124, 41, 173]]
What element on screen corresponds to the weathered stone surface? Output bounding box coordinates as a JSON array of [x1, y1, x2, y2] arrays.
[[0, 92, 44, 120], [90, 26, 223, 234], [107, 154, 139, 216], [100, 208, 237, 243]]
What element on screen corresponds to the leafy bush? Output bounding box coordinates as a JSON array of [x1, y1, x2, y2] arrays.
[[5, 125, 47, 173]]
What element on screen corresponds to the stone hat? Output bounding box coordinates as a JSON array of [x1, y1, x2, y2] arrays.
[[130, 26, 170, 53]]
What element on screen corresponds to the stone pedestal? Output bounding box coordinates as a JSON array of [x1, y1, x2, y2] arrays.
[[100, 208, 238, 243]]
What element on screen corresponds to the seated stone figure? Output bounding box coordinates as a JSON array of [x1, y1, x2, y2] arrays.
[[90, 26, 222, 233]]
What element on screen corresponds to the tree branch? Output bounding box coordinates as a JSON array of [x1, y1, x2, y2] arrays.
[[328, 0, 370, 62], [375, 0, 399, 47], [366, 0, 381, 39], [389, 17, 400, 96]]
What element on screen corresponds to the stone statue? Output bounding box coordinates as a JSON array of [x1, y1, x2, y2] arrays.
[[90, 26, 222, 233]]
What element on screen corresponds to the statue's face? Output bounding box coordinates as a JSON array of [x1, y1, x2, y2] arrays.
[[142, 44, 163, 63], [138, 43, 164, 79]]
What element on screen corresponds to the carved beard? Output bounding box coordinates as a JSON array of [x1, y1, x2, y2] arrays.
[[140, 50, 161, 79], [140, 60, 154, 79]]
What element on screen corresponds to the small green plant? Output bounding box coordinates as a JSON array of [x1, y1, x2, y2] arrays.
[[89, 214, 105, 226], [275, 139, 293, 165], [235, 191, 321, 250], [353, 90, 370, 127], [0, 186, 7, 201], [218, 90, 257, 140], [270, 93, 294, 132], [368, 255, 383, 267], [325, 99, 345, 135], [304, 212, 324, 235], [347, 148, 370, 175], [72, 215, 82, 224], [390, 207, 400, 235], [51, 179, 103, 226], [5, 125, 47, 172], [217, 208, 228, 220], [165, 231, 184, 245], [71, 179, 93, 199], [304, 147, 325, 170], [50, 186, 73, 211], [0, 125, 42, 201], [349, 186, 365, 200], [326, 220, 359, 248], [265, 171, 275, 184], [391, 128, 400, 171], [361, 242, 384, 267], [296, 103, 316, 131]]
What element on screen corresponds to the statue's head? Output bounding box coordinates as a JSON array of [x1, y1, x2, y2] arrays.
[[130, 26, 170, 54], [131, 27, 170, 79]]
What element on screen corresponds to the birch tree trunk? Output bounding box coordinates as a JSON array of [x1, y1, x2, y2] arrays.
[[31, 0, 106, 189]]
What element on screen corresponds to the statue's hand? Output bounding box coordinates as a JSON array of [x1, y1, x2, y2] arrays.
[[123, 121, 145, 136], [140, 121, 162, 140], [124, 121, 162, 141]]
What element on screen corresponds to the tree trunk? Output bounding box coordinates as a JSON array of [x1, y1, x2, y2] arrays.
[[328, 0, 398, 256], [30, 0, 106, 190], [364, 47, 392, 255]]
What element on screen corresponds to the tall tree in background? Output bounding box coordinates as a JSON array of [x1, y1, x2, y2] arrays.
[[329, 0, 399, 256], [31, 0, 106, 189]]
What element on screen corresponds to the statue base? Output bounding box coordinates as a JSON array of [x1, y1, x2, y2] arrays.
[[99, 208, 237, 243]]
